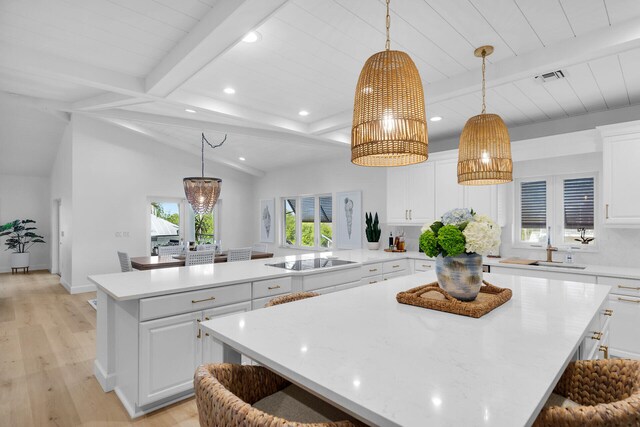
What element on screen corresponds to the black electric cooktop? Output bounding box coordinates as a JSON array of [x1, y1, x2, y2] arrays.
[[266, 258, 356, 271]]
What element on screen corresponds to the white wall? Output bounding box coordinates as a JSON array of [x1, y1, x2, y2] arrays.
[[63, 116, 255, 292], [252, 154, 387, 256], [0, 174, 51, 273], [50, 123, 73, 287]]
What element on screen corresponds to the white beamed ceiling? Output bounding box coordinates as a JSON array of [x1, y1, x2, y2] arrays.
[[1, 0, 640, 174]]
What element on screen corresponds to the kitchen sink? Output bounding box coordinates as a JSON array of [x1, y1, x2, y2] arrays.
[[535, 261, 587, 270]]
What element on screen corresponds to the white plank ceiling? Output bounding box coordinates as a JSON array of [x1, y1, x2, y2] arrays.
[[1, 0, 640, 173]]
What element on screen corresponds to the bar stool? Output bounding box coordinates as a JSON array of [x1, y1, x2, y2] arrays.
[[194, 363, 361, 427], [534, 359, 640, 426], [265, 292, 320, 307]]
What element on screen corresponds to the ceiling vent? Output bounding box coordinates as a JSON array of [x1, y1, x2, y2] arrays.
[[534, 70, 565, 83]]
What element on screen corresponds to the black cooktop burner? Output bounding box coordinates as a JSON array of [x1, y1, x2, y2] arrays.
[[266, 258, 356, 271]]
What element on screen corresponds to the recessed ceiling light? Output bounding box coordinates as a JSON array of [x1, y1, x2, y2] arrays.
[[185, 108, 196, 113], [242, 31, 260, 43], [430, 116, 442, 122], [298, 110, 309, 116], [238, 157, 246, 161], [223, 87, 236, 95]]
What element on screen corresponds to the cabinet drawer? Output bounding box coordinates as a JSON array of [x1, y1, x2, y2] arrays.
[[334, 281, 361, 292], [383, 259, 408, 274], [140, 283, 251, 321], [361, 263, 383, 278], [302, 267, 361, 291], [598, 276, 640, 297], [383, 270, 407, 281], [360, 274, 384, 286], [607, 293, 640, 357], [414, 259, 434, 272], [252, 276, 292, 299]]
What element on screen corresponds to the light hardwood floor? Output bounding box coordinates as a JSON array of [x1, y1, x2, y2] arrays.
[[0, 271, 200, 426]]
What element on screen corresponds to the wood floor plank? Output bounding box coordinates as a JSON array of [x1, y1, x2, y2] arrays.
[[0, 271, 200, 426], [0, 297, 16, 322]]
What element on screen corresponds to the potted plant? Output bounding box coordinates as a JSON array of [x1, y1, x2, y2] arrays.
[[419, 208, 501, 301], [0, 219, 46, 271], [365, 212, 381, 250]]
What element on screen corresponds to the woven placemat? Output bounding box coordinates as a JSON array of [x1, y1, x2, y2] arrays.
[[396, 280, 512, 318]]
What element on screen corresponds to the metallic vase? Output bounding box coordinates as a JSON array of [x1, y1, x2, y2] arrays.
[[435, 253, 483, 301]]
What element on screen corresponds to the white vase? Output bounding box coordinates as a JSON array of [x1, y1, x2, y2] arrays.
[[367, 242, 380, 250], [10, 252, 30, 268]]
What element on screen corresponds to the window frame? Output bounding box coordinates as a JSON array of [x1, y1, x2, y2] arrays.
[[514, 172, 599, 252], [280, 193, 333, 250]]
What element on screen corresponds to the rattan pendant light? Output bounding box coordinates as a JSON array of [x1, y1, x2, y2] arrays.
[[351, 0, 428, 167], [457, 46, 512, 185], [183, 133, 226, 214]]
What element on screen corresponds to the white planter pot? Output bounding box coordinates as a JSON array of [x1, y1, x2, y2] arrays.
[[367, 242, 381, 250], [10, 252, 30, 268]]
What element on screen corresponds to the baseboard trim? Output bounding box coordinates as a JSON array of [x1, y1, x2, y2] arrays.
[[70, 283, 97, 294], [94, 359, 116, 392]]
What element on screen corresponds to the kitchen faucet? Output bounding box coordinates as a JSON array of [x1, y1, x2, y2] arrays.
[[546, 226, 558, 262]]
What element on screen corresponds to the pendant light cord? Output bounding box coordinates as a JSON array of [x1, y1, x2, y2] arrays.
[[385, 0, 391, 50], [481, 49, 487, 114], [200, 133, 227, 177]]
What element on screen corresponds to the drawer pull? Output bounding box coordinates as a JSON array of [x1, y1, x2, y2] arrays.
[[604, 309, 613, 316], [618, 297, 640, 304], [590, 331, 603, 340], [392, 264, 400, 268], [192, 296, 216, 304], [369, 281, 378, 284], [267, 285, 281, 290], [599, 345, 609, 359], [422, 264, 431, 268], [369, 268, 378, 272], [197, 319, 202, 339], [618, 285, 640, 290]]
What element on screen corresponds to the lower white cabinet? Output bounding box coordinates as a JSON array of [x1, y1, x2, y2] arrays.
[[489, 266, 596, 283], [138, 301, 251, 406], [606, 293, 640, 358], [413, 259, 435, 272]]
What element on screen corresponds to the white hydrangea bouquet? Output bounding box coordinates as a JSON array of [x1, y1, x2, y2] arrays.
[[420, 208, 501, 258]]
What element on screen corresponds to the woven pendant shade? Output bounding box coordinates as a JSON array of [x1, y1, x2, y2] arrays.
[[351, 50, 428, 167], [183, 177, 221, 214], [458, 114, 512, 185], [458, 46, 512, 185]]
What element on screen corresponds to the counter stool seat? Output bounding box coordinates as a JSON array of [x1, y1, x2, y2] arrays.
[[266, 292, 320, 307], [534, 359, 640, 426], [194, 363, 361, 427]]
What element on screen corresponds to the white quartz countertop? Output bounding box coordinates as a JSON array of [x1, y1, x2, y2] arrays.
[[201, 272, 611, 427], [88, 248, 640, 301]]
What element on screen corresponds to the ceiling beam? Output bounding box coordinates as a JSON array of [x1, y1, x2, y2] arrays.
[[72, 93, 152, 111], [309, 17, 640, 135], [101, 118, 265, 177], [145, 0, 289, 97], [80, 109, 347, 149], [0, 42, 144, 96], [0, 91, 71, 123]]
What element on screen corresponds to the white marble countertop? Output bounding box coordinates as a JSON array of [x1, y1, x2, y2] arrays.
[[89, 248, 640, 301], [201, 272, 611, 427]]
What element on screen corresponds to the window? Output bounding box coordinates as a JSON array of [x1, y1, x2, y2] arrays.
[[150, 201, 181, 252], [282, 194, 333, 249], [515, 174, 597, 250]]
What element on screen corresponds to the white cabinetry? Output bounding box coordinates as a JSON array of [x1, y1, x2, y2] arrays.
[[138, 301, 251, 406], [434, 159, 463, 219], [600, 123, 640, 227], [598, 275, 640, 359], [463, 184, 506, 226], [387, 163, 435, 224]]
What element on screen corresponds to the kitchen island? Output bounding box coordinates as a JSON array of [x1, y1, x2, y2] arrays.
[[89, 250, 612, 420]]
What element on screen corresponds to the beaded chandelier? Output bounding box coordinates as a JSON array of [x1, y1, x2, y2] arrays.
[[351, 0, 428, 167], [183, 133, 226, 214], [457, 46, 512, 185]]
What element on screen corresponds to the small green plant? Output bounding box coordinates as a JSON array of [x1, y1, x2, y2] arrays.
[[365, 212, 381, 243], [0, 219, 46, 253]]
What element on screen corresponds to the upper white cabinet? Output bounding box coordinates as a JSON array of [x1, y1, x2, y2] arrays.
[[387, 163, 435, 224], [434, 159, 463, 219], [600, 123, 640, 227]]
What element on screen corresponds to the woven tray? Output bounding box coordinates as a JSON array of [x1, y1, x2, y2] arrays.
[[396, 280, 512, 318]]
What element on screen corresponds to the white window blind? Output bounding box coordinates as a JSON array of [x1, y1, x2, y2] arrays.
[[521, 181, 547, 229], [563, 177, 594, 229]]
